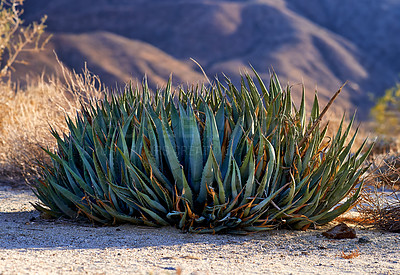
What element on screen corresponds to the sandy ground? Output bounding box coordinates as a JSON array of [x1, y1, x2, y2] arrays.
[[0, 184, 399, 275]]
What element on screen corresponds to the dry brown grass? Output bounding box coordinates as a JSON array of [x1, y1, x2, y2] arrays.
[[357, 154, 400, 232], [0, 64, 105, 182]]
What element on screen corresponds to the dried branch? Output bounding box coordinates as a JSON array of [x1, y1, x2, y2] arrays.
[[0, 0, 50, 80]]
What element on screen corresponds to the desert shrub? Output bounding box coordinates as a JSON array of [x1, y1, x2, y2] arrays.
[[371, 84, 400, 136], [33, 72, 372, 233]]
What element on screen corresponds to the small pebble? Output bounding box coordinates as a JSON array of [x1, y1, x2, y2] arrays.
[[322, 223, 357, 239], [358, 237, 371, 244]]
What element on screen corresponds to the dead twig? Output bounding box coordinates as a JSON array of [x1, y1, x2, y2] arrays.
[[298, 82, 347, 148]]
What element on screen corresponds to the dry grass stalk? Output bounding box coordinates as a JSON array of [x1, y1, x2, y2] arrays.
[[0, 64, 105, 182]]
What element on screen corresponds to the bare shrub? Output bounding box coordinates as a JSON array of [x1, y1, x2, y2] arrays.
[[0, 0, 50, 80]]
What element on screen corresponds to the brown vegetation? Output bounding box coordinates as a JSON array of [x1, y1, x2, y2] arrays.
[[0, 65, 104, 182], [340, 248, 360, 259], [358, 155, 400, 232]]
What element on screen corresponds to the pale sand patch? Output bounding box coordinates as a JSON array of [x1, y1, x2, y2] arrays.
[[0, 186, 399, 275]]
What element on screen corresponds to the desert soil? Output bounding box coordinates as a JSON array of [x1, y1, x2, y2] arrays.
[[0, 184, 399, 275]]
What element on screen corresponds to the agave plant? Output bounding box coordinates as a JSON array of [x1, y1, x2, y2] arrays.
[[33, 71, 372, 233]]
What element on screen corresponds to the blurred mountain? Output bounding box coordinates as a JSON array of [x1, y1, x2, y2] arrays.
[[18, 0, 400, 119]]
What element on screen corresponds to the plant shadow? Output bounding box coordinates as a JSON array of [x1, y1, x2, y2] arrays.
[[0, 209, 285, 251]]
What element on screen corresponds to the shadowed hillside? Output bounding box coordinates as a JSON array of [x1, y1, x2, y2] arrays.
[[20, 0, 400, 119], [52, 32, 205, 88]]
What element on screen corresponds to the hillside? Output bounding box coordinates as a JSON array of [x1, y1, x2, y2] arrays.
[[20, 0, 400, 119]]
